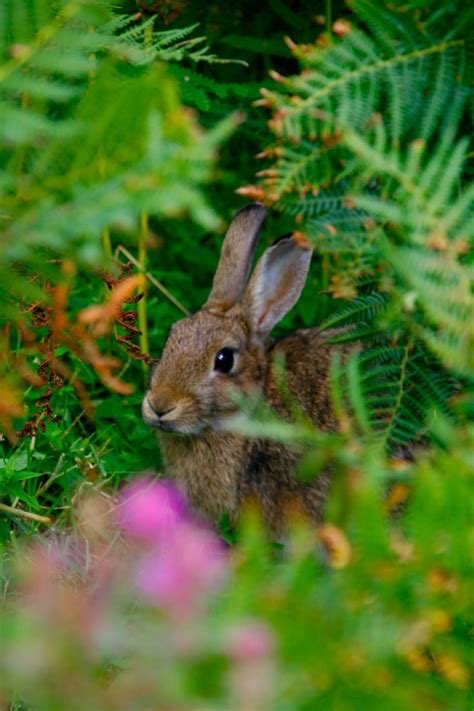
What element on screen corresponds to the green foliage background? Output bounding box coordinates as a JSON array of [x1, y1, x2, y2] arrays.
[[0, 0, 473, 708]]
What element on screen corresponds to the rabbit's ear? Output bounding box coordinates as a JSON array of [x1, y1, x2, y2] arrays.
[[205, 203, 267, 310], [242, 234, 312, 337]]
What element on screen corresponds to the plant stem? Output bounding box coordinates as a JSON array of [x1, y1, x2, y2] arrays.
[[102, 227, 112, 260], [138, 212, 149, 371], [381, 337, 414, 449], [116, 245, 189, 316], [0, 503, 52, 525]]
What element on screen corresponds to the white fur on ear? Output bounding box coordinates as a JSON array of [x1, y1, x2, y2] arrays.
[[243, 235, 313, 336], [205, 203, 267, 311]]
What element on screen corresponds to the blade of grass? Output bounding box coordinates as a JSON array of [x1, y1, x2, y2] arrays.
[[115, 244, 190, 316], [137, 212, 149, 374]]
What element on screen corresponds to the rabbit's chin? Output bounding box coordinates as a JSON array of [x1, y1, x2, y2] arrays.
[[157, 413, 241, 437], [164, 413, 240, 436], [152, 418, 207, 436]]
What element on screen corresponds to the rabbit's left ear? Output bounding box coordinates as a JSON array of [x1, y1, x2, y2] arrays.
[[205, 203, 267, 311], [242, 234, 312, 337]]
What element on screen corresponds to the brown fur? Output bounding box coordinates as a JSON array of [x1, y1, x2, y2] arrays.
[[142, 203, 344, 538]]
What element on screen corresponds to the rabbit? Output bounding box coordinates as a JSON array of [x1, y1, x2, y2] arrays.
[[142, 202, 344, 538]]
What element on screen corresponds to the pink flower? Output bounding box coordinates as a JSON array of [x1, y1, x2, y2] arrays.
[[227, 620, 274, 661], [227, 620, 275, 710], [136, 522, 227, 618], [117, 477, 227, 619], [116, 478, 187, 542]]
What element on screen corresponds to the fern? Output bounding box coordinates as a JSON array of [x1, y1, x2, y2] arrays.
[[320, 293, 389, 331], [255, 0, 473, 449], [323, 296, 457, 449], [0, 0, 235, 320], [387, 245, 474, 375], [0, 3, 243, 151], [111, 16, 247, 66], [286, 28, 463, 144], [340, 125, 474, 375], [342, 343, 455, 448], [168, 65, 260, 113]]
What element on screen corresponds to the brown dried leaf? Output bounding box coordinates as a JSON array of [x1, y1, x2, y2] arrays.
[[79, 275, 142, 337], [318, 524, 352, 569]]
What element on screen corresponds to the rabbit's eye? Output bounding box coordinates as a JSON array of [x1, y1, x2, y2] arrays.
[[214, 348, 235, 373]]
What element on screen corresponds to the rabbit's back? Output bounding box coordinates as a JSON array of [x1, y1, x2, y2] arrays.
[[238, 328, 339, 535], [268, 328, 338, 430]]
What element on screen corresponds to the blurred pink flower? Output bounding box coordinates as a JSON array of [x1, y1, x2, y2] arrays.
[[227, 620, 275, 711], [136, 522, 227, 618], [116, 478, 187, 542], [227, 620, 274, 661]]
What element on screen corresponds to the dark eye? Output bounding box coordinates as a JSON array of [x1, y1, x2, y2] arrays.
[[214, 348, 235, 373]]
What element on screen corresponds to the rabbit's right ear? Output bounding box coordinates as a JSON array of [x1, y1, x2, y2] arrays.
[[205, 203, 267, 311], [242, 234, 312, 338]]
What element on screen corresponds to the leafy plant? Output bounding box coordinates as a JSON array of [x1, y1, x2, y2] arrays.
[[0, 0, 237, 528], [251, 0, 473, 449], [1, 436, 473, 710], [0, 1, 473, 709]]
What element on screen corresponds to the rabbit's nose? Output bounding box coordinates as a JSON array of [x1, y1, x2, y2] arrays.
[[142, 395, 177, 430], [149, 398, 175, 420], [153, 406, 174, 419]]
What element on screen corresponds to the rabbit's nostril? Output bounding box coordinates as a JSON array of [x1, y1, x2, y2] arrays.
[[150, 401, 174, 419], [158, 408, 174, 419]]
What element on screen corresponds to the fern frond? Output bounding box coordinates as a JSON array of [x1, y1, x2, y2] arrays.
[[114, 17, 247, 67], [253, 0, 472, 447], [387, 245, 474, 375], [0, 0, 123, 147], [285, 31, 463, 142], [320, 293, 389, 332], [0, 0, 227, 323], [168, 65, 260, 112], [345, 342, 455, 448], [346, 125, 473, 248]]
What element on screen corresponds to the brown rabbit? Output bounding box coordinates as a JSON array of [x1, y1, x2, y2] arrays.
[[143, 203, 342, 537]]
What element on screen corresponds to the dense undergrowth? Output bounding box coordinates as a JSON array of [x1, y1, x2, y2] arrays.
[[0, 0, 473, 708]]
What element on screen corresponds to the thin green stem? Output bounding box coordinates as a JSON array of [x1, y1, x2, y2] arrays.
[[102, 227, 112, 261], [116, 245, 189, 316], [381, 338, 413, 449], [0, 502, 52, 525], [138, 212, 149, 372]]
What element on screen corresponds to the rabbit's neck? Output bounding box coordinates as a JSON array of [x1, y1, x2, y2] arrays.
[[157, 429, 246, 523]]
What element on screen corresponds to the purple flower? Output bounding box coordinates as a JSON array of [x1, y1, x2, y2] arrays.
[[116, 478, 187, 543], [136, 522, 227, 618]]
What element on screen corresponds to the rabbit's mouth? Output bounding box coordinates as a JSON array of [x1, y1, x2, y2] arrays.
[[157, 420, 206, 436]]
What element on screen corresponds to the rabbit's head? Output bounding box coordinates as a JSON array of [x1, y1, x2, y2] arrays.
[[142, 203, 312, 434]]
